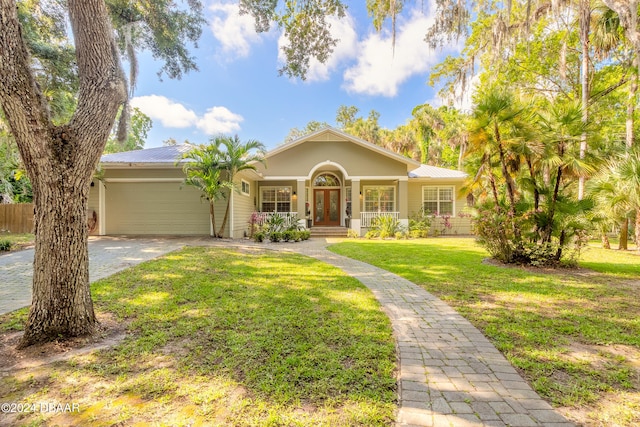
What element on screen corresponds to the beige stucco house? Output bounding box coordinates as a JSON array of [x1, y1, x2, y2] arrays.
[[89, 127, 471, 237]]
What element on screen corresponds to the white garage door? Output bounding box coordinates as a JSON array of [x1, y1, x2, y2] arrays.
[[105, 181, 210, 235]]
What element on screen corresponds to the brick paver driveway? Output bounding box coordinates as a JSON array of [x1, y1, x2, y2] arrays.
[[0, 237, 187, 315]]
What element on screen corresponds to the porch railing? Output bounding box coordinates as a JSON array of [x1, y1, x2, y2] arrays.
[[360, 212, 400, 228], [253, 212, 299, 229]]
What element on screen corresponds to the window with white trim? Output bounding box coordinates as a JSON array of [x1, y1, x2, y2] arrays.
[[260, 186, 291, 212], [241, 180, 250, 196], [422, 186, 454, 216], [363, 186, 395, 212]]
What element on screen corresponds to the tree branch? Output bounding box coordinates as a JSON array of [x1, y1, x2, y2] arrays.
[[67, 0, 127, 167], [0, 0, 51, 171]]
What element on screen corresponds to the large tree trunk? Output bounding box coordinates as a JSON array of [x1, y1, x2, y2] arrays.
[[0, 0, 126, 347], [24, 156, 95, 344]]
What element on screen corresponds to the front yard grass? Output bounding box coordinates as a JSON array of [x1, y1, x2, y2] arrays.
[[329, 238, 640, 427], [0, 247, 396, 426], [0, 232, 34, 252]]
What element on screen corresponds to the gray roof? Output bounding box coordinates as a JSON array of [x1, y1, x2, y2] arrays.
[[100, 143, 467, 180], [408, 164, 467, 179], [100, 144, 193, 164]]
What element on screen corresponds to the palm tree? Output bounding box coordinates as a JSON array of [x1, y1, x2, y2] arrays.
[[471, 88, 526, 232], [536, 99, 592, 244], [216, 135, 266, 237], [181, 144, 228, 238], [617, 149, 640, 250]]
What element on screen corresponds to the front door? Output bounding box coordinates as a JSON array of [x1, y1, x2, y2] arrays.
[[314, 189, 340, 226]]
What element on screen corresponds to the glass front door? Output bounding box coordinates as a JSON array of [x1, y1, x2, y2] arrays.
[[314, 189, 340, 226]]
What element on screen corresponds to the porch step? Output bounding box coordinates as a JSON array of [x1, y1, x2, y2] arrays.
[[309, 226, 349, 238]]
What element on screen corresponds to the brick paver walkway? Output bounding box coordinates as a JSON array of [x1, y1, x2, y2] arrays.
[[287, 240, 574, 427]]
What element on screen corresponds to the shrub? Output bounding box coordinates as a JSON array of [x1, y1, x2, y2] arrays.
[[269, 231, 283, 242], [395, 231, 408, 240], [0, 240, 11, 251], [282, 230, 296, 242], [409, 210, 432, 237], [472, 203, 588, 267], [253, 231, 266, 243], [370, 215, 404, 239], [347, 229, 359, 238], [300, 230, 311, 240]]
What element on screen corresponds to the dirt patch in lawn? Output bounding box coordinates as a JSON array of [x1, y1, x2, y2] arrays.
[[0, 312, 126, 374]]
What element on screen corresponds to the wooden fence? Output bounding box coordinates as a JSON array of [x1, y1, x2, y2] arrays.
[[0, 203, 34, 234]]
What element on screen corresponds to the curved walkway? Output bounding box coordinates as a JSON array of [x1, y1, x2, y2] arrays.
[[1, 237, 574, 426], [274, 239, 575, 427]]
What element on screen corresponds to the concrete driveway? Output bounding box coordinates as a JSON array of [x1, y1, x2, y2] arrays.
[[0, 237, 188, 315]]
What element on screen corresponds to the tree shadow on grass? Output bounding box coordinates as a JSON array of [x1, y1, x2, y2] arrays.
[[0, 247, 397, 426]]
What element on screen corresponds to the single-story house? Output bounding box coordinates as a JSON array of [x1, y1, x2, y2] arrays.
[[89, 127, 471, 237]]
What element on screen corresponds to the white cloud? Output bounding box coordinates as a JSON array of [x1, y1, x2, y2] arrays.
[[209, 1, 268, 58], [131, 95, 198, 128], [277, 13, 359, 82], [131, 95, 243, 135], [343, 8, 456, 97], [197, 106, 243, 134]]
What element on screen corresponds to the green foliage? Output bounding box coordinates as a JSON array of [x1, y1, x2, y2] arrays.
[[214, 135, 266, 237], [283, 120, 330, 143], [106, 0, 205, 82], [0, 137, 32, 203], [104, 107, 152, 153], [347, 229, 360, 238], [268, 231, 283, 242], [17, 0, 78, 123], [466, 88, 593, 266], [409, 210, 432, 238], [254, 214, 309, 243], [367, 214, 404, 239], [181, 144, 228, 237], [0, 240, 11, 251]]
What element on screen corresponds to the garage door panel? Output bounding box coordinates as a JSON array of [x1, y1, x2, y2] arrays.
[[106, 182, 210, 235]]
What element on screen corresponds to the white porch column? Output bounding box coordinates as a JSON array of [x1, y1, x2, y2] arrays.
[[351, 179, 361, 236], [98, 180, 106, 236], [296, 179, 306, 229], [399, 178, 409, 229]]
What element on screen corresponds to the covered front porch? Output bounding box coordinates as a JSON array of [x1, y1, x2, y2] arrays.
[[254, 171, 410, 237]]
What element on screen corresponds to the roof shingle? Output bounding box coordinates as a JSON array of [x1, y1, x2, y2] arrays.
[[100, 144, 193, 164]]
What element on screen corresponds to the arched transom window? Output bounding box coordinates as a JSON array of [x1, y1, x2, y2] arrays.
[[313, 173, 340, 187]]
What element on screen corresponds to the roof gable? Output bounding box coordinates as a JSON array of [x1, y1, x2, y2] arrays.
[[266, 126, 421, 168]]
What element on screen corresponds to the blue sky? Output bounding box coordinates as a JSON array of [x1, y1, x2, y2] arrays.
[[131, 1, 459, 150]]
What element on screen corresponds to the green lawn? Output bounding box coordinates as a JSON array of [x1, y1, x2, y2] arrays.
[[329, 238, 640, 427], [0, 247, 396, 426], [0, 232, 34, 251]]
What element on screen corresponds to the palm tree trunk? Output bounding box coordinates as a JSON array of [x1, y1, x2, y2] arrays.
[[218, 196, 230, 238], [619, 218, 629, 250], [601, 233, 611, 249], [543, 166, 563, 244], [209, 201, 218, 237], [578, 0, 590, 200]]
